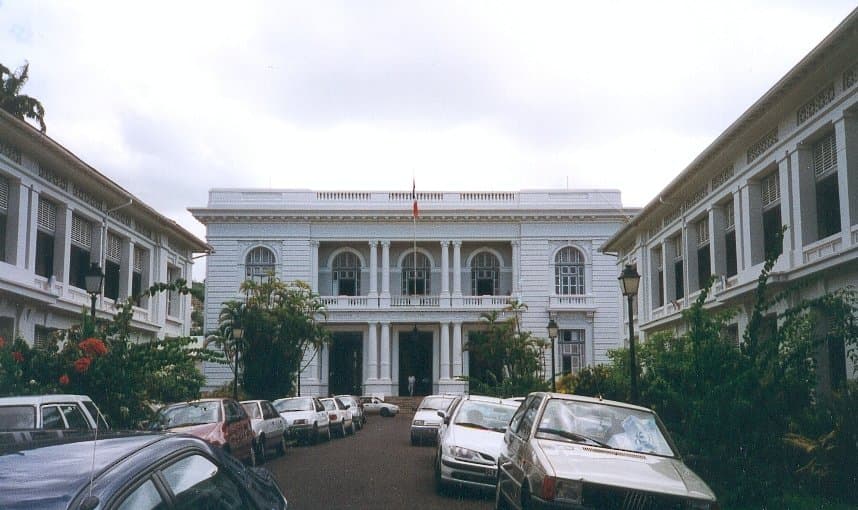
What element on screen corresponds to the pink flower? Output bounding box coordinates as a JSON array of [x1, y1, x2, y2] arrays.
[[74, 357, 92, 374], [59, 374, 70, 386], [78, 338, 108, 357], [12, 351, 24, 363]]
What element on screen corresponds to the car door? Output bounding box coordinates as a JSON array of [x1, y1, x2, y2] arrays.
[[41, 403, 91, 429], [313, 398, 328, 427], [498, 395, 542, 507], [261, 402, 283, 443]]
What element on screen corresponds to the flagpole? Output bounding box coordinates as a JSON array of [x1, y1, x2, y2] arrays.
[[412, 178, 417, 296]]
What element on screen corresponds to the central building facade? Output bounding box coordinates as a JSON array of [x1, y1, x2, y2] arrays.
[[191, 189, 635, 397]]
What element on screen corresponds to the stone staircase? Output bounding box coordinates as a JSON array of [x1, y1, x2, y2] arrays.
[[382, 396, 424, 415]]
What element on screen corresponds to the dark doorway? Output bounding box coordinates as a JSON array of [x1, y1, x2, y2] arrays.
[[329, 332, 363, 396], [398, 330, 433, 396]]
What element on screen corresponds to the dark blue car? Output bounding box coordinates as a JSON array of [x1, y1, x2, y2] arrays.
[[0, 430, 288, 510]]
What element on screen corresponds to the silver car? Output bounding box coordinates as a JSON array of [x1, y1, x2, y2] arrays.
[[434, 395, 519, 492], [411, 395, 458, 446], [241, 400, 288, 461], [496, 392, 718, 510]]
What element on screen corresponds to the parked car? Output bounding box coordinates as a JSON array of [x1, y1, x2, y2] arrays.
[[360, 396, 399, 417], [0, 429, 287, 510], [0, 394, 109, 431], [149, 398, 256, 466], [495, 392, 718, 510], [411, 394, 458, 446], [273, 396, 331, 444], [241, 399, 289, 462], [320, 397, 354, 436], [335, 394, 366, 430], [434, 395, 519, 492]]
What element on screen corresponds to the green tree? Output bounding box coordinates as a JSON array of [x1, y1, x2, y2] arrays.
[[464, 299, 549, 397], [1, 61, 46, 132], [213, 277, 329, 400]]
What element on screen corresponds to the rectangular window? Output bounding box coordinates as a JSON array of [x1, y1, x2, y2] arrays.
[[725, 231, 737, 277], [760, 172, 783, 260], [697, 246, 711, 290], [813, 133, 841, 240], [167, 265, 181, 317], [35, 198, 56, 278], [133, 247, 146, 306], [674, 260, 684, 300], [559, 329, 585, 375], [104, 234, 122, 300], [656, 269, 664, 307], [69, 215, 92, 289], [34, 325, 57, 350]]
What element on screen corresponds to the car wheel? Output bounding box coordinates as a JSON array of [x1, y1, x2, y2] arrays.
[[494, 479, 510, 510], [277, 435, 287, 456], [311, 424, 319, 445], [340, 421, 346, 437], [410, 434, 418, 446], [380, 408, 390, 417], [256, 436, 266, 464], [349, 421, 355, 435], [434, 455, 449, 495], [325, 424, 332, 441]]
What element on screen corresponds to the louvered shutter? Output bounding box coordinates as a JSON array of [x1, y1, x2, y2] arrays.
[[697, 218, 710, 246], [71, 215, 92, 249], [812, 132, 837, 178], [725, 206, 735, 230], [133, 247, 146, 273], [37, 198, 57, 233], [673, 236, 683, 259], [761, 173, 781, 207], [107, 233, 122, 262], [0, 176, 8, 212]]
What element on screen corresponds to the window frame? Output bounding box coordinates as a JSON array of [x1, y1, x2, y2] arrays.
[[554, 247, 586, 296], [245, 246, 276, 284]]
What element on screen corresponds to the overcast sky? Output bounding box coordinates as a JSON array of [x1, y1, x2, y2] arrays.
[[2, 1, 856, 280]]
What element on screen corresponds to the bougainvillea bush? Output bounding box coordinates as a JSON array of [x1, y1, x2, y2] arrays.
[[0, 281, 223, 428]]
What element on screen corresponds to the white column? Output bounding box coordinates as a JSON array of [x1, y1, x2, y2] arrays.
[[440, 241, 450, 297], [367, 322, 378, 380], [310, 241, 319, 292], [380, 321, 391, 380], [732, 189, 744, 272], [368, 241, 378, 297], [381, 241, 390, 298], [24, 186, 39, 270], [440, 321, 450, 380], [452, 240, 462, 296], [511, 240, 520, 296], [452, 321, 463, 377]]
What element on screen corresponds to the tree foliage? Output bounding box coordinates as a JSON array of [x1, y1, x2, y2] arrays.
[[1, 61, 46, 132], [211, 277, 329, 401], [464, 299, 549, 397]]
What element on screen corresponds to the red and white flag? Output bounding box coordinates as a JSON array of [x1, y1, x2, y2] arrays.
[[412, 178, 419, 219]]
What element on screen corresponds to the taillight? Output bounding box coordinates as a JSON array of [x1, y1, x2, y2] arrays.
[[329, 413, 337, 421], [541, 476, 557, 501]]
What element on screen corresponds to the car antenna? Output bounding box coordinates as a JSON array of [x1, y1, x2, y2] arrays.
[[78, 412, 101, 510]]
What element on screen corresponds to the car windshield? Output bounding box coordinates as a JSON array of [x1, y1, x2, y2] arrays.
[[321, 399, 336, 411], [418, 397, 454, 411], [535, 400, 676, 457], [453, 401, 517, 432], [241, 402, 262, 419], [153, 402, 221, 429], [0, 406, 36, 429], [275, 398, 314, 412]]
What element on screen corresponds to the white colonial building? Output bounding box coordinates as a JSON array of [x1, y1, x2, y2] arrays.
[[603, 10, 858, 387], [0, 110, 207, 345], [191, 188, 636, 397]]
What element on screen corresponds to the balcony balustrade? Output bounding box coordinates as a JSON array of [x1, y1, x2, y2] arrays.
[[318, 294, 512, 310], [547, 295, 596, 311], [803, 234, 843, 263]]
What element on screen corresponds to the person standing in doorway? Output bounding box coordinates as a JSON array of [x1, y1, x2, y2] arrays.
[[408, 374, 416, 396]]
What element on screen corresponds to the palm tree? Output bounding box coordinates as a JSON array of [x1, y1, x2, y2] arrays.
[[1, 61, 46, 132]]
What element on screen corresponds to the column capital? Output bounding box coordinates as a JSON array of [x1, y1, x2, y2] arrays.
[[440, 320, 451, 326], [511, 240, 520, 247], [369, 240, 378, 247], [381, 240, 391, 247], [452, 240, 462, 247], [309, 240, 320, 247], [440, 240, 450, 247], [367, 320, 379, 326], [453, 320, 463, 326], [380, 320, 391, 326]]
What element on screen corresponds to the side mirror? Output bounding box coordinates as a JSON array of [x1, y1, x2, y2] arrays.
[[344, 404, 351, 409], [436, 411, 445, 419]]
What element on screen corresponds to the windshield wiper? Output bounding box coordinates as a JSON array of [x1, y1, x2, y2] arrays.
[[536, 427, 612, 448]]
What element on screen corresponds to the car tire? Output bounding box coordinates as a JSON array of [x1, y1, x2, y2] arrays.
[[277, 435, 287, 456], [325, 424, 332, 441], [380, 408, 390, 417], [494, 479, 510, 510], [434, 455, 449, 495], [256, 436, 266, 464], [410, 434, 418, 446], [348, 421, 355, 435], [311, 424, 319, 445], [339, 421, 345, 437]]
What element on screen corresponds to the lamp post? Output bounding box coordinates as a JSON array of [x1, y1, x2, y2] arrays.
[[547, 318, 558, 392], [232, 326, 244, 401], [84, 262, 104, 321], [618, 264, 641, 403]]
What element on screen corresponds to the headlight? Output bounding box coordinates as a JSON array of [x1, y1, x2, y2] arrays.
[[688, 500, 718, 510], [553, 479, 583, 504], [294, 419, 307, 425], [413, 420, 424, 426], [444, 445, 492, 464]]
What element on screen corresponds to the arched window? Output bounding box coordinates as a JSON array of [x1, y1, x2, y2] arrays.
[[245, 247, 276, 283], [471, 251, 500, 295], [555, 247, 585, 295], [332, 251, 361, 296], [401, 252, 431, 296]]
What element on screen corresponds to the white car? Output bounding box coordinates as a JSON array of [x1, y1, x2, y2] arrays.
[[0, 394, 110, 430], [320, 397, 354, 436], [273, 396, 331, 444], [241, 399, 288, 461], [411, 395, 458, 446], [360, 396, 399, 417], [335, 394, 365, 430], [434, 395, 519, 492]]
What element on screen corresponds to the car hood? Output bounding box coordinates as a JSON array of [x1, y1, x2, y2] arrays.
[[170, 422, 224, 445], [536, 440, 716, 501], [413, 410, 442, 425], [445, 425, 506, 460], [279, 410, 315, 423]]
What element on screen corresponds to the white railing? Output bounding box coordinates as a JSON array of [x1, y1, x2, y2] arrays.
[[803, 234, 843, 263], [132, 306, 150, 322], [851, 224, 858, 245], [390, 296, 440, 307], [651, 305, 666, 320], [460, 296, 510, 308], [548, 295, 596, 308], [320, 296, 373, 308]]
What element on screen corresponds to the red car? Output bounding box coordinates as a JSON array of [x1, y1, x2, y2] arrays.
[[151, 398, 256, 465]]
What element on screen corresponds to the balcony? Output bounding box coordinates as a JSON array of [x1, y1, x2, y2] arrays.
[[318, 294, 513, 310], [391, 296, 440, 307], [803, 234, 843, 263], [548, 295, 596, 312], [460, 296, 511, 308], [320, 296, 374, 309]]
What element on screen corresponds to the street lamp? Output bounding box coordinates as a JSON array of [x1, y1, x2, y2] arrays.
[[232, 325, 244, 401], [84, 262, 104, 321], [547, 317, 558, 392], [618, 263, 641, 403]]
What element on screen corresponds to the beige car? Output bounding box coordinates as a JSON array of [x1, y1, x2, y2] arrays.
[[495, 392, 718, 510]]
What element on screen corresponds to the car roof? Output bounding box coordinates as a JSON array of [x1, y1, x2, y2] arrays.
[[0, 430, 194, 509], [0, 395, 94, 406]]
